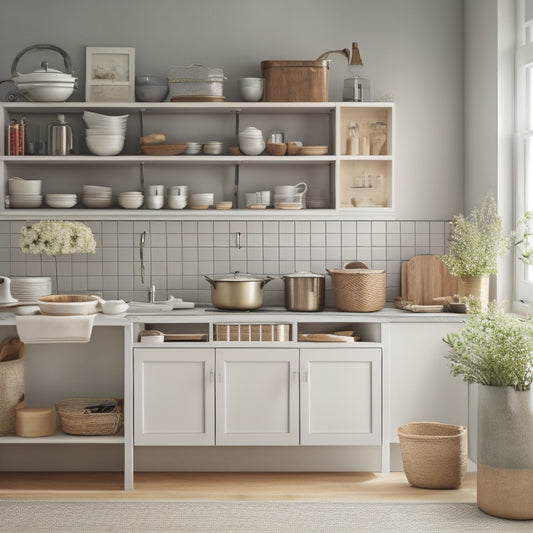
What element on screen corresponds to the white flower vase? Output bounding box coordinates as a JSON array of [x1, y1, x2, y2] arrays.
[[477, 385, 533, 519]]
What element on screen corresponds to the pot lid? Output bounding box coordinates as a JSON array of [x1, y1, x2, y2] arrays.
[[283, 271, 325, 278], [211, 271, 269, 282]]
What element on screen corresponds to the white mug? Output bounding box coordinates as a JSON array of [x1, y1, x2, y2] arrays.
[[167, 185, 188, 196]]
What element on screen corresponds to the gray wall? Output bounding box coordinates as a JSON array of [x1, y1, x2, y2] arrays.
[[0, 0, 465, 220]]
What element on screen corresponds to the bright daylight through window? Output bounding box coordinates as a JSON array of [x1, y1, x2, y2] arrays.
[[515, 0, 533, 302]]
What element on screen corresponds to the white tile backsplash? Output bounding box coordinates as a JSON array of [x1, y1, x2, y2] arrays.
[[3, 218, 451, 303]]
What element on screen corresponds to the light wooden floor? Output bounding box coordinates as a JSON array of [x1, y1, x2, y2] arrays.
[[0, 472, 477, 502]]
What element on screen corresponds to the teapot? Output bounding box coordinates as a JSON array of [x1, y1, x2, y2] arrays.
[[0, 276, 18, 304]]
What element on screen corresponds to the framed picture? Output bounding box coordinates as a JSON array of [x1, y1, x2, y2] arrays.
[[85, 47, 135, 102]]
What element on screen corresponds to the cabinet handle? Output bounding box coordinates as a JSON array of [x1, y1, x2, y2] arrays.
[[208, 370, 214, 384], [217, 371, 222, 384], [292, 371, 299, 385], [302, 371, 308, 383]]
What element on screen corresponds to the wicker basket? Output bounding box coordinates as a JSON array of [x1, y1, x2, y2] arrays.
[[398, 422, 467, 489], [327, 263, 386, 312], [55, 398, 123, 436], [0, 337, 25, 435]]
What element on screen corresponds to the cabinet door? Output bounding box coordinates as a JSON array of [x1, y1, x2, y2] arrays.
[[389, 322, 467, 442], [300, 348, 382, 445], [216, 348, 299, 445], [134, 348, 215, 446]]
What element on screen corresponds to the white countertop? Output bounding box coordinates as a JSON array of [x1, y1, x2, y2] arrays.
[[0, 305, 466, 327]]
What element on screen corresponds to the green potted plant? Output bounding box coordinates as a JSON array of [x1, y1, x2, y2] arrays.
[[444, 301, 533, 519], [440, 195, 510, 307]]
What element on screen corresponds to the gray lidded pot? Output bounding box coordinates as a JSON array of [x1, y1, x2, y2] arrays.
[[282, 272, 325, 312]]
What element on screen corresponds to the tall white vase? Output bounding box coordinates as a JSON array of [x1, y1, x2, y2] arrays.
[[477, 385, 533, 519]]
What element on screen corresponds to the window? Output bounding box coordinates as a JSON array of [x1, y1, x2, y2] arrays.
[[515, 0, 533, 303]]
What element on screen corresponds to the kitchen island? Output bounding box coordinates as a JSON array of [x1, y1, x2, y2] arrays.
[[0, 307, 466, 490]]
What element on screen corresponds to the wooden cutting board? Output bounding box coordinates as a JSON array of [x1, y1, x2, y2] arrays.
[[401, 255, 458, 305]]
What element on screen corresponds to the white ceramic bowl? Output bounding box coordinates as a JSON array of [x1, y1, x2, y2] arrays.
[[189, 193, 214, 207], [37, 294, 99, 315], [135, 85, 169, 102], [83, 111, 129, 128], [144, 195, 164, 209], [239, 138, 265, 156], [86, 135, 125, 156], [184, 142, 202, 155], [118, 195, 143, 209], [238, 78, 264, 102], [8, 178, 42, 194], [9, 195, 42, 208], [45, 194, 77, 208], [203, 141, 224, 155], [82, 197, 113, 208], [166, 195, 187, 209], [85, 128, 125, 135]]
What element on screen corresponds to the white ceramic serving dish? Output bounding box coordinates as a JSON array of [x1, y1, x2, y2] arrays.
[[166, 195, 187, 209], [135, 85, 169, 102], [86, 135, 125, 156], [45, 194, 77, 208], [37, 294, 99, 315], [8, 178, 42, 194], [144, 195, 164, 209]]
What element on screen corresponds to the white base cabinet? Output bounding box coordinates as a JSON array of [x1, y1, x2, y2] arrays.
[[300, 348, 381, 446], [133, 346, 381, 448], [134, 348, 215, 445], [216, 348, 300, 446]]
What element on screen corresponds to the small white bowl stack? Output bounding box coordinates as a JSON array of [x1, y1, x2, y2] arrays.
[[45, 193, 77, 208], [82, 185, 113, 208], [83, 111, 128, 156], [8, 177, 42, 208], [238, 77, 264, 102], [118, 191, 143, 209], [166, 185, 188, 209], [189, 192, 214, 209], [238, 127, 265, 156]]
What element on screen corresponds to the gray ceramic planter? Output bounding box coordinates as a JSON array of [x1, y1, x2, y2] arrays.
[[477, 385, 533, 519]]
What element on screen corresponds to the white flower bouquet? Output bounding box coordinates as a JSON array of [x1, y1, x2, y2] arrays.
[[20, 220, 96, 256]]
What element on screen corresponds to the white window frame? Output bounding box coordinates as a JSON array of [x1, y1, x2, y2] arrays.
[[515, 0, 533, 307]]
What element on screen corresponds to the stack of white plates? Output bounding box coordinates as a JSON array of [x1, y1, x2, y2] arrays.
[[189, 192, 214, 209], [118, 191, 143, 209], [9, 193, 43, 208], [82, 185, 113, 208], [83, 111, 128, 156], [306, 188, 328, 209], [10, 277, 52, 302], [45, 193, 77, 208]]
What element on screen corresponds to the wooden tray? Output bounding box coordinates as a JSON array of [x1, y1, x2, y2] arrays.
[[297, 145, 328, 156], [170, 96, 226, 102], [298, 333, 360, 343], [394, 298, 444, 313], [140, 144, 186, 155], [164, 333, 208, 342]]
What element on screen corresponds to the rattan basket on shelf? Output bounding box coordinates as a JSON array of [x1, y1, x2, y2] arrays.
[[55, 397, 123, 436]]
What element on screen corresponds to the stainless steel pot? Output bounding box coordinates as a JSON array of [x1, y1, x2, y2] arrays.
[[282, 272, 325, 312], [204, 272, 274, 310]]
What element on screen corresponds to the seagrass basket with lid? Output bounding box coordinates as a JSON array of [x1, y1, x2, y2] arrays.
[[327, 262, 386, 312]]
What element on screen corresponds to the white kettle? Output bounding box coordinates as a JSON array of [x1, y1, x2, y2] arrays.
[[0, 276, 18, 304]]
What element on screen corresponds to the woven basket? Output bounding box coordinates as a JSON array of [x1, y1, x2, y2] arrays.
[[55, 398, 123, 436], [327, 263, 386, 312], [0, 337, 25, 435], [398, 422, 467, 489]]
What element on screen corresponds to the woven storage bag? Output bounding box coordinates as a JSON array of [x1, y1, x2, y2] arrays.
[[55, 398, 123, 436], [398, 422, 467, 489], [327, 263, 386, 312], [0, 337, 25, 435]]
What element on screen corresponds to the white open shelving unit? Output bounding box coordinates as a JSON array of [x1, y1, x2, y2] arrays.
[[1, 101, 395, 220]]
